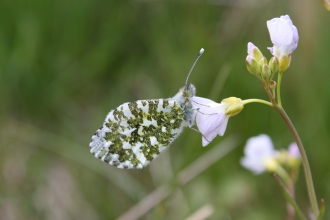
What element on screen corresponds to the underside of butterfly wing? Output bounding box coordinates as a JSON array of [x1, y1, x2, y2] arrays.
[[89, 99, 185, 169]]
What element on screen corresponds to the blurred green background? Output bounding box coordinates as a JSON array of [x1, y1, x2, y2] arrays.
[[1, 0, 329, 219]]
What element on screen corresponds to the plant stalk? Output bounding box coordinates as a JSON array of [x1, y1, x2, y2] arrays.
[[273, 105, 319, 217], [262, 85, 319, 217], [277, 72, 283, 107], [242, 99, 273, 107]]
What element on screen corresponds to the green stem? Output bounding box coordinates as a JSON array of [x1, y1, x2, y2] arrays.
[[277, 72, 283, 107], [273, 105, 319, 217], [275, 165, 297, 220], [262, 86, 319, 217], [275, 165, 294, 188], [242, 99, 273, 107], [274, 174, 306, 220]]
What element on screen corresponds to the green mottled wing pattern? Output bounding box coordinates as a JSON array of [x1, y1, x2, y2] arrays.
[[89, 99, 185, 169]]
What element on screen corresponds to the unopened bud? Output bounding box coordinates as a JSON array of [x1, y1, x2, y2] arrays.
[[277, 149, 301, 170], [246, 55, 260, 75], [247, 42, 263, 61], [279, 55, 292, 73], [221, 97, 244, 117], [259, 57, 268, 67], [269, 56, 279, 73], [264, 158, 279, 173], [261, 64, 271, 80]]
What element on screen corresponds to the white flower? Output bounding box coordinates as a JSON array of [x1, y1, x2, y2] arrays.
[[267, 15, 299, 59], [191, 96, 228, 147], [191, 96, 244, 147], [240, 134, 277, 174]]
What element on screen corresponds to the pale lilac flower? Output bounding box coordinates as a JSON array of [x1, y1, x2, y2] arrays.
[[191, 96, 244, 147], [240, 134, 277, 174], [267, 15, 299, 59], [191, 96, 228, 147], [288, 142, 300, 158]]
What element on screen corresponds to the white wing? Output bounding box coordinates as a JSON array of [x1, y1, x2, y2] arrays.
[[89, 99, 185, 169]]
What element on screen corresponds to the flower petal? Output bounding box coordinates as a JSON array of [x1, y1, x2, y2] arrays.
[[196, 106, 225, 146], [280, 15, 293, 26], [218, 116, 229, 136], [191, 96, 217, 108], [244, 134, 275, 157], [288, 142, 300, 158], [240, 134, 277, 174], [202, 136, 211, 147], [247, 42, 256, 55], [240, 157, 266, 174], [266, 15, 299, 59], [267, 17, 293, 47]]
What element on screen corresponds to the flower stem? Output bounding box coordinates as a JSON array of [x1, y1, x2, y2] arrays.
[[262, 86, 319, 217], [275, 165, 294, 188], [273, 104, 319, 217], [277, 72, 283, 107], [242, 99, 273, 107], [275, 166, 297, 220]]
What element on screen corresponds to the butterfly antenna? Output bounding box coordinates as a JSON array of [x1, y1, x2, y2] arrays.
[[185, 48, 204, 86]]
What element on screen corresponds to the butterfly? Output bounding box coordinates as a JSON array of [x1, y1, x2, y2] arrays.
[[89, 49, 204, 169]]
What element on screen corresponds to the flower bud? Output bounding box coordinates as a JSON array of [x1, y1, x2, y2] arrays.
[[246, 55, 260, 75], [261, 64, 271, 80], [264, 158, 279, 173], [221, 97, 244, 117], [247, 42, 263, 61], [279, 55, 291, 72], [269, 56, 279, 73], [276, 149, 301, 170], [287, 143, 301, 169], [276, 150, 290, 165], [258, 57, 268, 67]]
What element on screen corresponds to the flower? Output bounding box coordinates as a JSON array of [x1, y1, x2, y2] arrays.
[[267, 15, 298, 58], [191, 96, 228, 147], [267, 15, 299, 72], [240, 134, 277, 174], [241, 135, 301, 174], [191, 96, 243, 147]]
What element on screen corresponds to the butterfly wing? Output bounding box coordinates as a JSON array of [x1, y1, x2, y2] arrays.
[[90, 99, 185, 169]]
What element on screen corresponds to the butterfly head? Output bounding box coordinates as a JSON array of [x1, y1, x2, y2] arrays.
[[183, 84, 196, 98]]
